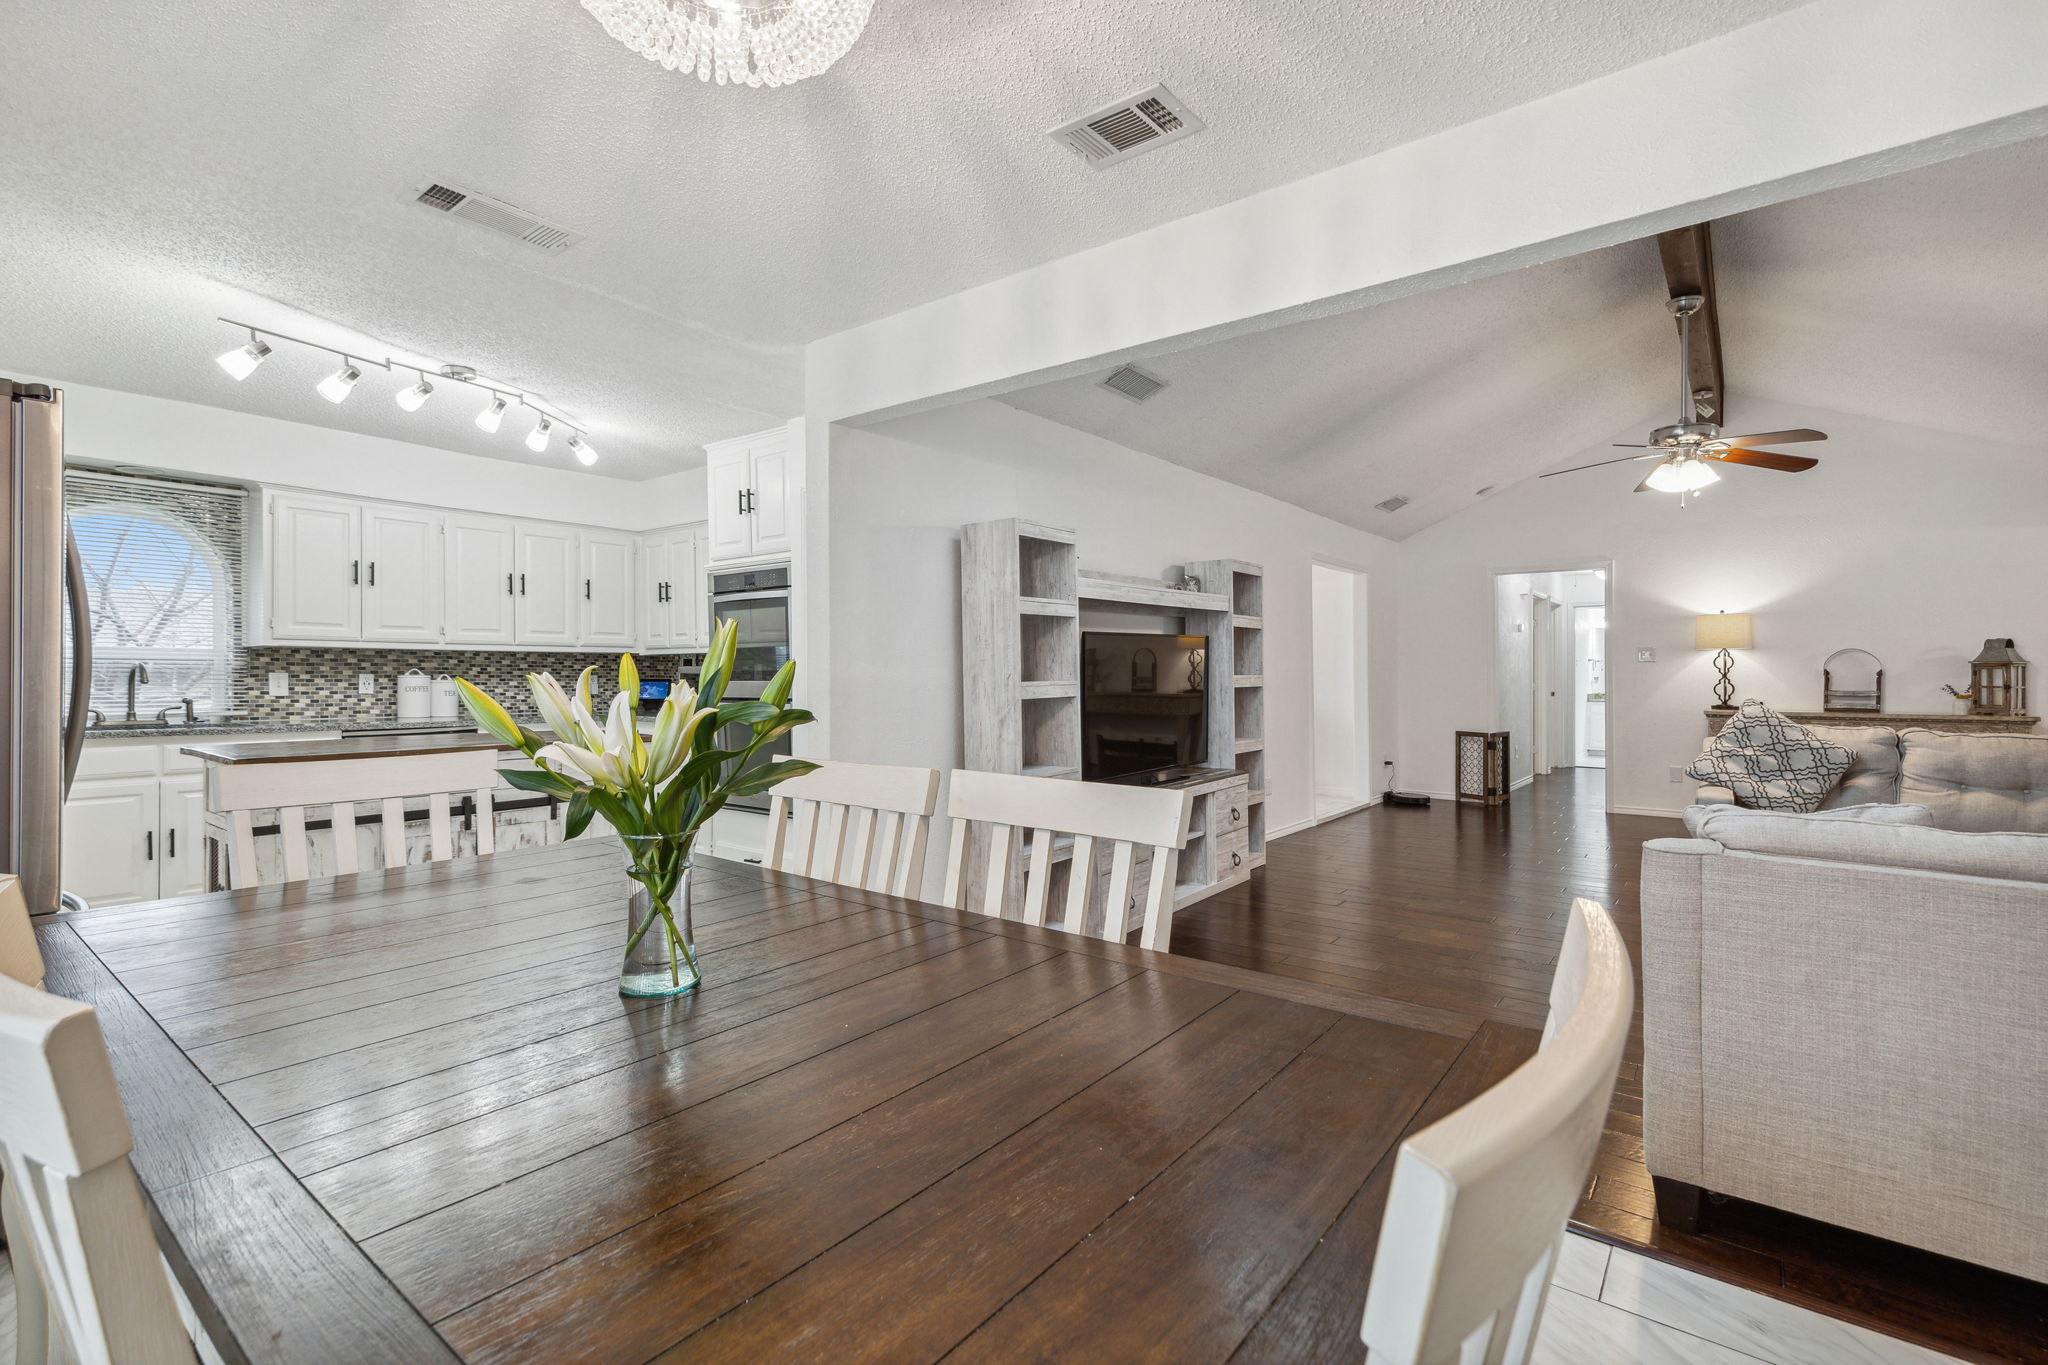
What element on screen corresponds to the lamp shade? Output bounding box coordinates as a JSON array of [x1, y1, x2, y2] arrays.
[[1695, 613, 1754, 650]]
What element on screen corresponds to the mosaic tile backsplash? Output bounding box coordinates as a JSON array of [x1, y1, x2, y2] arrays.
[[238, 648, 697, 723]]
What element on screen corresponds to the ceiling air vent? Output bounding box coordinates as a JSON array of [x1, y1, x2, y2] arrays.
[[1100, 364, 1167, 403], [1374, 496, 1411, 514], [413, 182, 585, 254], [1052, 85, 1206, 169]]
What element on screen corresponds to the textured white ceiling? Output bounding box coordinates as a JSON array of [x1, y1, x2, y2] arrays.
[[0, 0, 1804, 478], [1001, 135, 2048, 538]]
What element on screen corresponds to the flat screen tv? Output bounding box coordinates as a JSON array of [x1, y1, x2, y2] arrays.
[[1081, 632, 1208, 782]]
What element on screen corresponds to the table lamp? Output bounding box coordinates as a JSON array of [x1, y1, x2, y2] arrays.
[[1695, 612, 1754, 711]]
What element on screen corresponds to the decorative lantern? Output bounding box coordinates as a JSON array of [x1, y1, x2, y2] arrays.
[[1455, 730, 1510, 805], [1969, 639, 2029, 716]]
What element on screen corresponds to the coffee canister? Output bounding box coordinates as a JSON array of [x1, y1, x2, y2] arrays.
[[396, 669, 432, 721], [430, 675, 460, 719]]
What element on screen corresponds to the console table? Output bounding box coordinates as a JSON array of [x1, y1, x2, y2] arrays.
[[1704, 710, 2041, 736]]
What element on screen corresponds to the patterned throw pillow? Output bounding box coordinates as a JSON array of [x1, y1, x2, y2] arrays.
[[1686, 700, 1855, 813]]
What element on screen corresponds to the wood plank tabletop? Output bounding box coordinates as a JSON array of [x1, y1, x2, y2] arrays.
[[35, 839, 1506, 1365]]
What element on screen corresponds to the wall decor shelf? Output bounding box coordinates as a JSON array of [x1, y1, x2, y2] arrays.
[[962, 522, 1267, 933]]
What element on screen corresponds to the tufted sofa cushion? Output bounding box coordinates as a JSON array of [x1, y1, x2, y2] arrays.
[[1811, 725, 1904, 808], [1897, 729, 2048, 832]]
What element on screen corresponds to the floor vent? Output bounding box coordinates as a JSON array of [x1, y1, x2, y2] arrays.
[[1052, 85, 1205, 169], [413, 182, 585, 253], [1374, 495, 1411, 514], [1100, 364, 1167, 403]]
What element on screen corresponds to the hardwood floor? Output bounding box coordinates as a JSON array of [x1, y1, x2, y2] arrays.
[[1174, 769, 2048, 1365]]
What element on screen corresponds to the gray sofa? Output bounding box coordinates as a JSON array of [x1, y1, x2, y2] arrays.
[[1645, 726, 2048, 1281]]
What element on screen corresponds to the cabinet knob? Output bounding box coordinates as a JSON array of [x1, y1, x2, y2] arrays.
[[1231, 851, 1242, 868], [1231, 807, 1242, 822]]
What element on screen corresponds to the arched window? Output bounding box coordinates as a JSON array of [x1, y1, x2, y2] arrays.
[[70, 497, 239, 715]]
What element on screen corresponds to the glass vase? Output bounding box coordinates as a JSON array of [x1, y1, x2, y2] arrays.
[[619, 833, 699, 998]]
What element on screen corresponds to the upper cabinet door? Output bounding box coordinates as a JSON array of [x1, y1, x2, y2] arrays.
[[706, 446, 753, 562], [671, 526, 708, 647], [362, 506, 442, 643], [641, 534, 673, 650], [746, 439, 795, 557], [443, 514, 517, 646], [269, 494, 362, 640], [516, 523, 580, 646], [580, 529, 635, 648]]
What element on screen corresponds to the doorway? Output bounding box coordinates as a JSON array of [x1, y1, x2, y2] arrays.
[[1492, 567, 1609, 799], [1311, 561, 1370, 819]]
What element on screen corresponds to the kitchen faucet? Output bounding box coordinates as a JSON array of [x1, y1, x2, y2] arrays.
[[125, 662, 151, 722]]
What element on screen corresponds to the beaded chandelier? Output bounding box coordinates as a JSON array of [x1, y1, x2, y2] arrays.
[[580, 0, 874, 87]]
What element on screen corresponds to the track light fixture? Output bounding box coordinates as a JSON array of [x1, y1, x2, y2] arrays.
[[216, 334, 272, 381], [395, 375, 435, 412], [316, 362, 363, 404], [211, 316, 600, 467]]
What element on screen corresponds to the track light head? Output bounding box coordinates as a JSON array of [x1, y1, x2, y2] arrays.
[[526, 416, 553, 453], [395, 377, 434, 412], [216, 337, 272, 381], [476, 395, 508, 433], [316, 362, 363, 404], [568, 434, 598, 466]]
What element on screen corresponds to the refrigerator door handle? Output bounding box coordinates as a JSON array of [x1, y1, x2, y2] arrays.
[[62, 518, 90, 798]]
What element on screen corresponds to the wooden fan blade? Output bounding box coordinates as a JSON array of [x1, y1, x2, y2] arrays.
[[1611, 443, 1655, 448], [1708, 448, 1820, 473], [1717, 428, 1827, 448], [1543, 452, 1667, 478]]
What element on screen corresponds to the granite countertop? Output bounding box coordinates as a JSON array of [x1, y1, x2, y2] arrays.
[[179, 731, 513, 765], [83, 715, 489, 742]]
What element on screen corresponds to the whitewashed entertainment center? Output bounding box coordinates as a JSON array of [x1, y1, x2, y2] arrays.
[[961, 518, 1266, 928]]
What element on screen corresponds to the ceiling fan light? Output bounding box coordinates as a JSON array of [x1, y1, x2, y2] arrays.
[[1646, 457, 1720, 493], [216, 338, 271, 381], [316, 362, 363, 404]]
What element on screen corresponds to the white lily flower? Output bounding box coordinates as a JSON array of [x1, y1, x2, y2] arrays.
[[529, 673, 582, 743], [535, 741, 621, 792]]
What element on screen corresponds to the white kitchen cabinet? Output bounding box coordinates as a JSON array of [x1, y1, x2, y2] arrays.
[[705, 427, 796, 563], [673, 526, 708, 646], [641, 535, 673, 650], [580, 529, 635, 648], [60, 777, 160, 908], [362, 505, 442, 643], [268, 493, 362, 640], [516, 523, 580, 646], [158, 776, 209, 897], [444, 514, 517, 646]]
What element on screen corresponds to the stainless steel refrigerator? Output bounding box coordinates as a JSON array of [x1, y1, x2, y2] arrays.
[[3, 379, 93, 914]]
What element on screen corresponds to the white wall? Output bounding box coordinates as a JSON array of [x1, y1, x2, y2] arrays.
[[822, 399, 1401, 885], [22, 375, 706, 531], [1401, 401, 2048, 816], [1310, 562, 1368, 808]]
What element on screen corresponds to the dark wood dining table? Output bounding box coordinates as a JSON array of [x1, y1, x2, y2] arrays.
[[34, 837, 1526, 1364]]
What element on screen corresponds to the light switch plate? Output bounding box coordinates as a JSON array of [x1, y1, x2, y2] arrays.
[[358, 674, 376, 695], [1636, 648, 1656, 663], [267, 671, 289, 697]]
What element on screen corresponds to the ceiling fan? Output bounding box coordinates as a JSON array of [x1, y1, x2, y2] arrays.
[[1543, 225, 1826, 499]]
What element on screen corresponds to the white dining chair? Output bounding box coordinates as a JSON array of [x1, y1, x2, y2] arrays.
[[940, 769, 1194, 951], [765, 760, 942, 897], [207, 747, 505, 889], [0, 972, 201, 1364], [0, 874, 43, 989], [1360, 897, 1634, 1365]]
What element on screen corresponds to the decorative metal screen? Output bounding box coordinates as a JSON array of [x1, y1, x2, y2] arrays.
[[1455, 730, 1510, 805]]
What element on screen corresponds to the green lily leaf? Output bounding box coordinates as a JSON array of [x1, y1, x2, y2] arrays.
[[564, 790, 595, 840], [715, 700, 779, 728], [500, 767, 581, 799], [725, 758, 822, 796]]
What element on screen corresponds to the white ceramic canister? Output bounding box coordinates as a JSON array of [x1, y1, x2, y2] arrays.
[[396, 668, 432, 721], [430, 675, 460, 719]]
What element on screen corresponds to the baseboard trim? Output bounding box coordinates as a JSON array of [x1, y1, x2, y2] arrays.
[[1510, 774, 1535, 792], [1267, 815, 1318, 840], [1607, 803, 1688, 819], [1312, 796, 1378, 825]]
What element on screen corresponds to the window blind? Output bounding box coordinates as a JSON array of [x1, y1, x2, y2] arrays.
[[64, 469, 249, 716]]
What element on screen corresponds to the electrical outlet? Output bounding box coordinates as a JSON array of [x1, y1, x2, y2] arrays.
[[267, 671, 289, 697], [358, 674, 376, 695], [1637, 648, 1656, 663], [1670, 766, 1686, 783]]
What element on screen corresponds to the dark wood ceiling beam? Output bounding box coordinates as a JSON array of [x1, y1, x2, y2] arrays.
[[1656, 223, 1725, 424]]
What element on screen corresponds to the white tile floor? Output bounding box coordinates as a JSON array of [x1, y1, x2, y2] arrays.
[[1540, 1234, 1970, 1365]]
